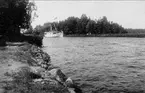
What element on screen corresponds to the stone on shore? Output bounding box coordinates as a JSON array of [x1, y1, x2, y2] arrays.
[[0, 42, 82, 93]]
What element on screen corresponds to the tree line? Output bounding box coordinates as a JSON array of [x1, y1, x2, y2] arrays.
[[33, 14, 127, 35]]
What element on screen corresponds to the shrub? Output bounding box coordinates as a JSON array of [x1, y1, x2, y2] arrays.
[[0, 35, 6, 46], [22, 35, 43, 47]]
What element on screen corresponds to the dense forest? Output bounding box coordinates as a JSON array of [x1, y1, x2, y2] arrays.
[[33, 14, 127, 36]]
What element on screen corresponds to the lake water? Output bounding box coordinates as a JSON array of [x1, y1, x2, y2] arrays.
[[43, 37, 145, 93]]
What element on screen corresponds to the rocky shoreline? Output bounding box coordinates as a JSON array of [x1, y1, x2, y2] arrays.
[[0, 42, 82, 93]]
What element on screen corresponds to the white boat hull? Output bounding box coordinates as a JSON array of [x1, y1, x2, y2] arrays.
[[45, 32, 63, 38]]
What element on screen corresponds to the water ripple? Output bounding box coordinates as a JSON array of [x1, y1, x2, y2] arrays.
[[43, 37, 145, 93]]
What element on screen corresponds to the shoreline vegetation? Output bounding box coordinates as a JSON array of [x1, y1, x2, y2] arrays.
[[0, 35, 43, 47], [64, 33, 145, 37], [32, 14, 145, 38]]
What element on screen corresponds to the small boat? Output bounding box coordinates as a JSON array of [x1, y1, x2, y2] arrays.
[[44, 23, 63, 38]]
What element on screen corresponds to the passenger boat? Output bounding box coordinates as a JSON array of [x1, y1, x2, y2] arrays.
[[44, 23, 63, 38]]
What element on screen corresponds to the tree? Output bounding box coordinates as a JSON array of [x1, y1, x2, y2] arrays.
[[65, 17, 78, 34], [0, 0, 36, 36], [96, 16, 109, 34], [79, 14, 89, 34], [86, 20, 96, 34]]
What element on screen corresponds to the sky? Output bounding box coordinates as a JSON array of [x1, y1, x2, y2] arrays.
[[31, 1, 145, 29]]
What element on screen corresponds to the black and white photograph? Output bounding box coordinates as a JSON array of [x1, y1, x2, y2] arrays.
[[0, 0, 145, 93]]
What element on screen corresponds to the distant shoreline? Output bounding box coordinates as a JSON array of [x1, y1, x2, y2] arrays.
[[64, 33, 145, 37]]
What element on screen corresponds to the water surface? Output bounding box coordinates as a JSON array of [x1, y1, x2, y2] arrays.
[[43, 37, 145, 93]]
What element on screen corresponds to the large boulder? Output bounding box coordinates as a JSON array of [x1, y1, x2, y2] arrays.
[[40, 68, 82, 93]]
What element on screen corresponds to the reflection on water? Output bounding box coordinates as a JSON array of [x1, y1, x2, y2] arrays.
[[43, 37, 145, 93]]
